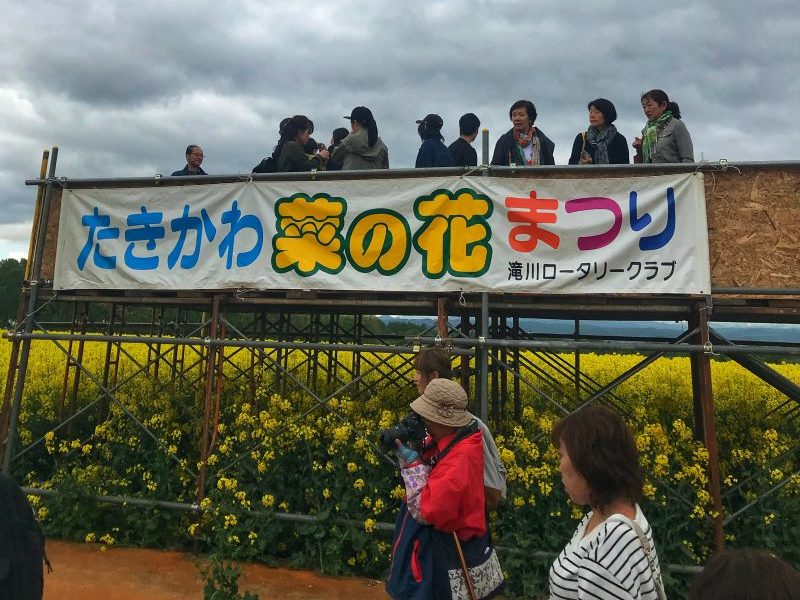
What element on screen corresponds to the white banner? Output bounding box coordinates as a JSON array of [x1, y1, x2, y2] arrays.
[[54, 174, 710, 294]]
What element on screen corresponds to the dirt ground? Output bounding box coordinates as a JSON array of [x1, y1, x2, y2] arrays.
[[43, 539, 387, 599]]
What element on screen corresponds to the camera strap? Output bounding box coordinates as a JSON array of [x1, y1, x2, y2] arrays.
[[428, 419, 480, 469]]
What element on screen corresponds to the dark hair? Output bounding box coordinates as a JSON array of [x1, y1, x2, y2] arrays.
[[332, 127, 349, 145], [185, 145, 201, 156], [414, 347, 454, 379], [459, 113, 481, 136], [587, 98, 617, 124], [509, 100, 537, 123], [417, 113, 444, 142], [347, 106, 379, 147], [641, 89, 682, 119], [551, 406, 642, 509], [688, 548, 800, 600], [273, 115, 311, 160]]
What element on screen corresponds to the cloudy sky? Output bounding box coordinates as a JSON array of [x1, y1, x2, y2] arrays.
[[1, 0, 797, 259]]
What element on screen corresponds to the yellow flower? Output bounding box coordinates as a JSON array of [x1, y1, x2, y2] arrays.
[[642, 483, 656, 500], [347, 462, 358, 473], [85, 532, 96, 543], [364, 518, 377, 534], [323, 488, 332, 499], [513, 496, 525, 508], [353, 478, 365, 491], [188, 523, 199, 536], [390, 486, 405, 501], [261, 494, 275, 508]]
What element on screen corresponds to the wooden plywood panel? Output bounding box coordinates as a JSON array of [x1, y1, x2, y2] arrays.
[[39, 188, 61, 282], [705, 166, 800, 288]]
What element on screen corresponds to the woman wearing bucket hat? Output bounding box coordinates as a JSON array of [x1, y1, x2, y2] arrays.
[[412, 347, 507, 511], [568, 98, 629, 165], [386, 378, 505, 600], [331, 106, 389, 170], [415, 113, 454, 168]]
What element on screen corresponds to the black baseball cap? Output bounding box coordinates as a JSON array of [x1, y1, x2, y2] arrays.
[[416, 113, 443, 131], [343, 106, 374, 125]]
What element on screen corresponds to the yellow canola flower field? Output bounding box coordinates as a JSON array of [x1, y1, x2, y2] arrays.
[[1, 335, 798, 597]]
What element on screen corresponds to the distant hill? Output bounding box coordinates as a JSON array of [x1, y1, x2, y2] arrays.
[[378, 316, 800, 345]]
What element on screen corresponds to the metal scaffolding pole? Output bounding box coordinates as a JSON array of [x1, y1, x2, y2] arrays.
[[689, 301, 725, 552], [2, 147, 58, 474]]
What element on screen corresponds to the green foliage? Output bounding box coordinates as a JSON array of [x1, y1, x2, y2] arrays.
[[201, 555, 259, 600], [6, 342, 799, 599], [0, 257, 25, 324]]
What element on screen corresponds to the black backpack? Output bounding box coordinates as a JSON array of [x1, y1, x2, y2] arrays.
[[0, 474, 49, 600], [251, 156, 277, 174]]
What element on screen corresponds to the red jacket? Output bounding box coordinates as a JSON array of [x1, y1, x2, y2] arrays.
[[419, 430, 485, 540]]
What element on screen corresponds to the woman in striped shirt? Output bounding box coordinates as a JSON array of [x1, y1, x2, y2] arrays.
[[548, 406, 666, 600]]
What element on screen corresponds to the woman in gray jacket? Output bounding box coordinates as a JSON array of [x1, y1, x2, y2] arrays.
[[633, 89, 694, 163], [331, 106, 389, 170]]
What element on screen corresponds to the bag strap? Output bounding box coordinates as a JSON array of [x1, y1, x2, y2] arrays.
[[428, 419, 479, 468], [609, 515, 667, 600], [581, 131, 587, 154]]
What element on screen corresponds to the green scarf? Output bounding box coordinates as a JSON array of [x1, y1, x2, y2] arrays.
[[641, 110, 673, 163]]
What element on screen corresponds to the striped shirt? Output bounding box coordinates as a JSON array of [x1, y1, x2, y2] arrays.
[[549, 505, 663, 600]]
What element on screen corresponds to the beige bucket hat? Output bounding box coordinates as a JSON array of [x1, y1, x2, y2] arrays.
[[410, 378, 471, 427]]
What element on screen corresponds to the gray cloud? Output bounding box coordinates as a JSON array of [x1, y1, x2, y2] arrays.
[[0, 0, 797, 246]]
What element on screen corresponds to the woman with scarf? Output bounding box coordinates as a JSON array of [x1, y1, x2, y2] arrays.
[[490, 99, 555, 166], [568, 98, 629, 165], [633, 89, 694, 163]]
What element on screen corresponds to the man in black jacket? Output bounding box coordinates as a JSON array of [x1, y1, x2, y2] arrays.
[[448, 113, 480, 167], [490, 100, 555, 166]]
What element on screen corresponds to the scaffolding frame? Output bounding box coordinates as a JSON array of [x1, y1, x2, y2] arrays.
[[2, 150, 799, 572]]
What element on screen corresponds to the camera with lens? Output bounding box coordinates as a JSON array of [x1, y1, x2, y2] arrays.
[[377, 412, 427, 452]]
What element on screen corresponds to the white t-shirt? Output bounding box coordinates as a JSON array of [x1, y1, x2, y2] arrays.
[[549, 505, 663, 600]]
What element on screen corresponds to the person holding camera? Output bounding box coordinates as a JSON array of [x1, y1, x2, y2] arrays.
[[386, 378, 505, 600], [413, 347, 507, 511], [568, 99, 629, 165]]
